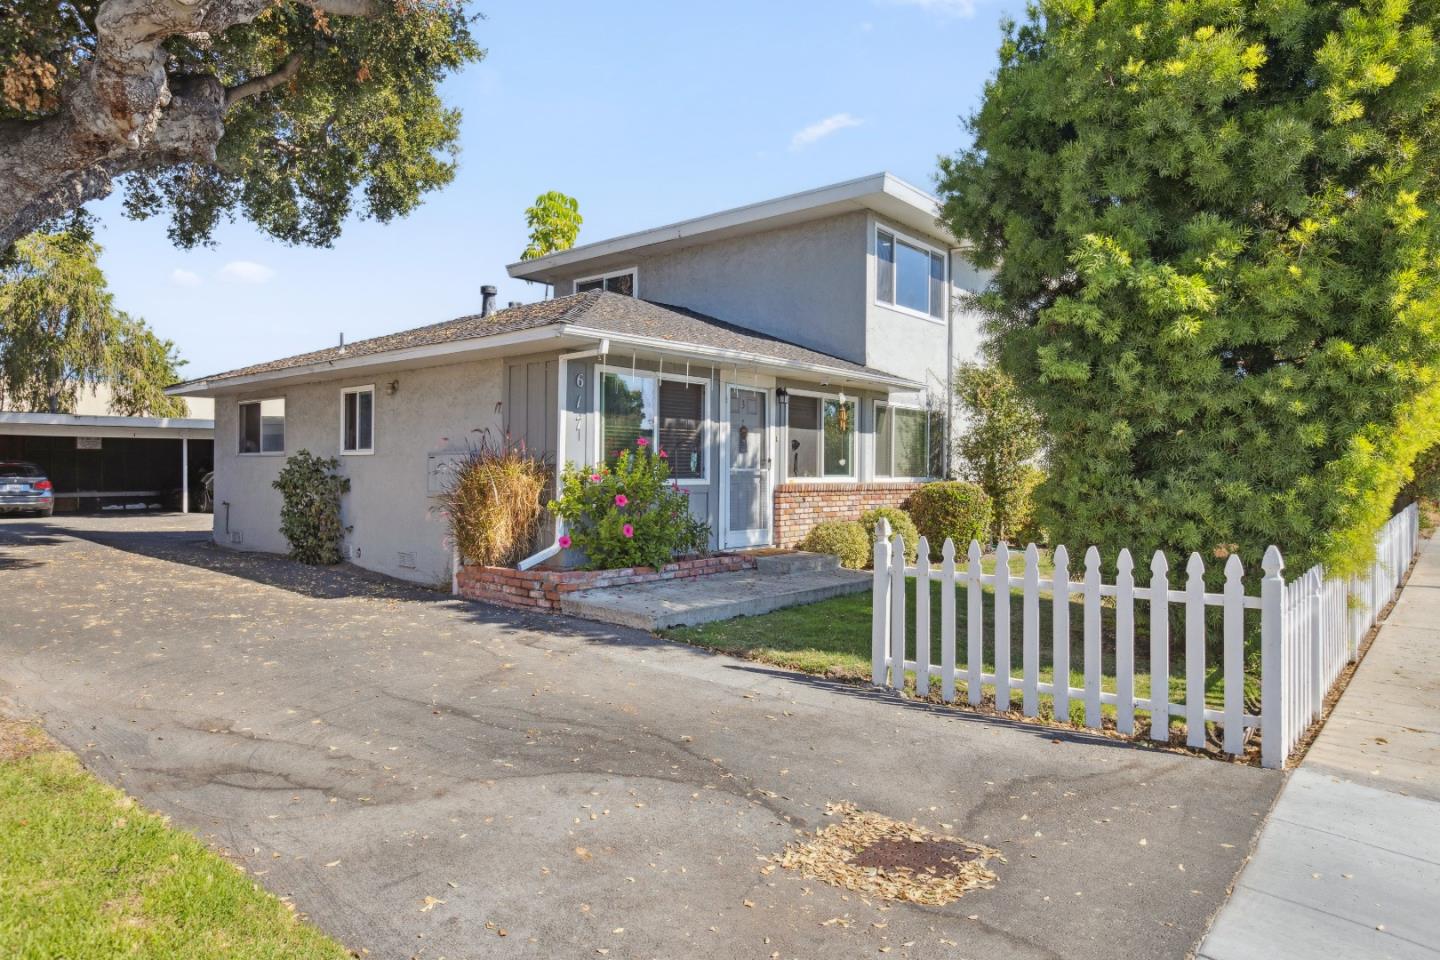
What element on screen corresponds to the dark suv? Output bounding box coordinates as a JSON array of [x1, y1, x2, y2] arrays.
[[0, 461, 54, 517]]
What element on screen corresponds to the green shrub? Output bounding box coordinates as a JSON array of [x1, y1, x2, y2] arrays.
[[907, 481, 993, 554], [859, 506, 919, 563], [435, 431, 551, 567], [272, 450, 350, 565], [798, 520, 871, 570], [1009, 465, 1046, 546], [548, 440, 709, 571]]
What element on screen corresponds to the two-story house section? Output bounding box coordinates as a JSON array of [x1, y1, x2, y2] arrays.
[[169, 174, 989, 585]]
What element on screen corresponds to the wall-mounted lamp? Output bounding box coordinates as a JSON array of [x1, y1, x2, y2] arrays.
[[775, 387, 789, 409], [386, 379, 400, 396]]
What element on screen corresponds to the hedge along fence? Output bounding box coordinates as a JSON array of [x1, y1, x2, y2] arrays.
[[869, 504, 1420, 769]]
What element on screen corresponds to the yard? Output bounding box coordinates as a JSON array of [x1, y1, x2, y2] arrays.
[[0, 717, 349, 960], [664, 549, 1253, 733]]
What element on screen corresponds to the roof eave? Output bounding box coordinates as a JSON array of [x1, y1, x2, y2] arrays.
[[165, 324, 573, 397], [564, 325, 922, 392], [507, 172, 961, 283]]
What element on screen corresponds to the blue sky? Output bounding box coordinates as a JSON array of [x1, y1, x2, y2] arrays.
[[89, 0, 1026, 377]]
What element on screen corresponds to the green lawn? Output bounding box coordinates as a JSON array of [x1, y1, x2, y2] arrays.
[[665, 563, 1257, 730], [0, 719, 351, 960]]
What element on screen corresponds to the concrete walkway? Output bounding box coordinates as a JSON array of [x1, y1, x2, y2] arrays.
[[1199, 533, 1440, 960], [560, 551, 870, 629]]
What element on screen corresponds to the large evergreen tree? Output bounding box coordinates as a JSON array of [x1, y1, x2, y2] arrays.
[[939, 0, 1440, 576]]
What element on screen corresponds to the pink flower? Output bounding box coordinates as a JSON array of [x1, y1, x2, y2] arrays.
[[589, 473, 601, 483], [636, 437, 649, 447], [658, 449, 668, 459], [557, 534, 572, 549], [622, 523, 635, 538], [614, 493, 629, 507]]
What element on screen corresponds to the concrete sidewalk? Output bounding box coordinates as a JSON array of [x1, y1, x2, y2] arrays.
[[1199, 533, 1440, 960]]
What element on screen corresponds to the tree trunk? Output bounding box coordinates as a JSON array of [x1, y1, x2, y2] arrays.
[[0, 0, 379, 249]]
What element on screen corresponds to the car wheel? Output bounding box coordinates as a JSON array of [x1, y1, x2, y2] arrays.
[[38, 508, 53, 518]]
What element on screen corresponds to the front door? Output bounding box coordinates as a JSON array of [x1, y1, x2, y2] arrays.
[[724, 386, 771, 548]]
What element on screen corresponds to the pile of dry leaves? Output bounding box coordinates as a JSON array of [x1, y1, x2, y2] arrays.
[[776, 802, 1001, 906]]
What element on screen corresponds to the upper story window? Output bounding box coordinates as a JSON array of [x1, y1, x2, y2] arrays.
[[576, 268, 637, 297], [238, 398, 285, 455], [599, 368, 706, 480], [876, 227, 946, 320], [341, 385, 375, 454], [786, 392, 855, 479]]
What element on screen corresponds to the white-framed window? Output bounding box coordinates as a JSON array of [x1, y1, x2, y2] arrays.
[[785, 391, 856, 480], [875, 401, 934, 480], [575, 267, 638, 297], [876, 225, 946, 320], [341, 385, 375, 454], [597, 366, 707, 481], [238, 398, 285, 455]]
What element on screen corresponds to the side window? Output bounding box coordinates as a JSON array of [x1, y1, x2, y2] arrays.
[[238, 398, 285, 454], [342, 386, 375, 454], [575, 269, 636, 296]]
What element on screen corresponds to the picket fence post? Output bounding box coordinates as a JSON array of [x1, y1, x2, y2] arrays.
[[1083, 547, 1101, 727], [940, 539, 957, 702], [1260, 545, 1286, 769], [871, 518, 891, 687], [1022, 543, 1041, 718], [1149, 551, 1170, 742], [995, 542, 1012, 712], [1051, 545, 1071, 724], [1115, 549, 1135, 735], [1222, 554, 1245, 756], [966, 540, 983, 707], [889, 533, 907, 690], [916, 537, 931, 696], [1185, 553, 1207, 749], [1309, 570, 1324, 722]]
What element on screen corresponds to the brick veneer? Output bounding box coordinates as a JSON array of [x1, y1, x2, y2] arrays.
[[456, 553, 756, 612], [773, 482, 924, 548]]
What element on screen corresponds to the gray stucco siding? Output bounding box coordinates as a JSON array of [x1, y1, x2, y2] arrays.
[[552, 212, 871, 365], [211, 357, 505, 586]]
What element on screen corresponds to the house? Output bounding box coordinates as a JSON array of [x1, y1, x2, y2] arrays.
[[167, 173, 989, 586]]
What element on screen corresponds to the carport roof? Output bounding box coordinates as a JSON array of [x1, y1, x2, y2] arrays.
[[167, 291, 921, 396], [0, 411, 213, 439]]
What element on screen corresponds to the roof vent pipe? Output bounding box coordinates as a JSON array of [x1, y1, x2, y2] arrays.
[[480, 285, 498, 317]]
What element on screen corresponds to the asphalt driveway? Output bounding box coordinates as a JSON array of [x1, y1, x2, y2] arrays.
[[0, 514, 1282, 959]]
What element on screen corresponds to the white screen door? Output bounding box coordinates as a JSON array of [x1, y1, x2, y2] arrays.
[[725, 386, 770, 547]]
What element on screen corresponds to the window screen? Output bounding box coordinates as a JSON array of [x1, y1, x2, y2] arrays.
[[788, 395, 820, 478], [659, 380, 704, 479]]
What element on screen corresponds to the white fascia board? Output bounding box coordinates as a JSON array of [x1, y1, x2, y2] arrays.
[[563, 325, 923, 391], [0, 412, 213, 431], [166, 325, 572, 397], [508, 172, 960, 282]]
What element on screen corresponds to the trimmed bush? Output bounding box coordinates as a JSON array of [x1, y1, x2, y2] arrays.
[[272, 450, 350, 565], [1010, 465, 1046, 546], [435, 432, 551, 568], [798, 520, 870, 570], [859, 506, 919, 563], [907, 481, 993, 554]]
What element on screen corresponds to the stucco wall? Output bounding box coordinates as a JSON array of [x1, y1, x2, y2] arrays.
[[552, 213, 871, 365], [211, 357, 505, 586]]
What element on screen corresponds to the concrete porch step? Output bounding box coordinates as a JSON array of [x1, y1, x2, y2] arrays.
[[750, 550, 841, 576], [559, 565, 870, 631]]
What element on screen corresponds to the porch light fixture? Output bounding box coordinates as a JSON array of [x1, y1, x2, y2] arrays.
[[775, 387, 789, 409]]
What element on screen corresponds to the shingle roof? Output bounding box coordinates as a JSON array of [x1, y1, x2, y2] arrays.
[[172, 292, 914, 390]]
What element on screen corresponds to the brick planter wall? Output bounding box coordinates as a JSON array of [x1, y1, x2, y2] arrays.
[[773, 482, 925, 548], [456, 553, 757, 612]]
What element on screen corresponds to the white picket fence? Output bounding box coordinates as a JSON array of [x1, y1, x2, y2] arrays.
[[870, 503, 1421, 769]]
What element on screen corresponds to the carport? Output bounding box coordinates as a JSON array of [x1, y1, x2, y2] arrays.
[[0, 412, 214, 512]]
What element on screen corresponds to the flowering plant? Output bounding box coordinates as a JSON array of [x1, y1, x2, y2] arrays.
[[549, 440, 710, 570]]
